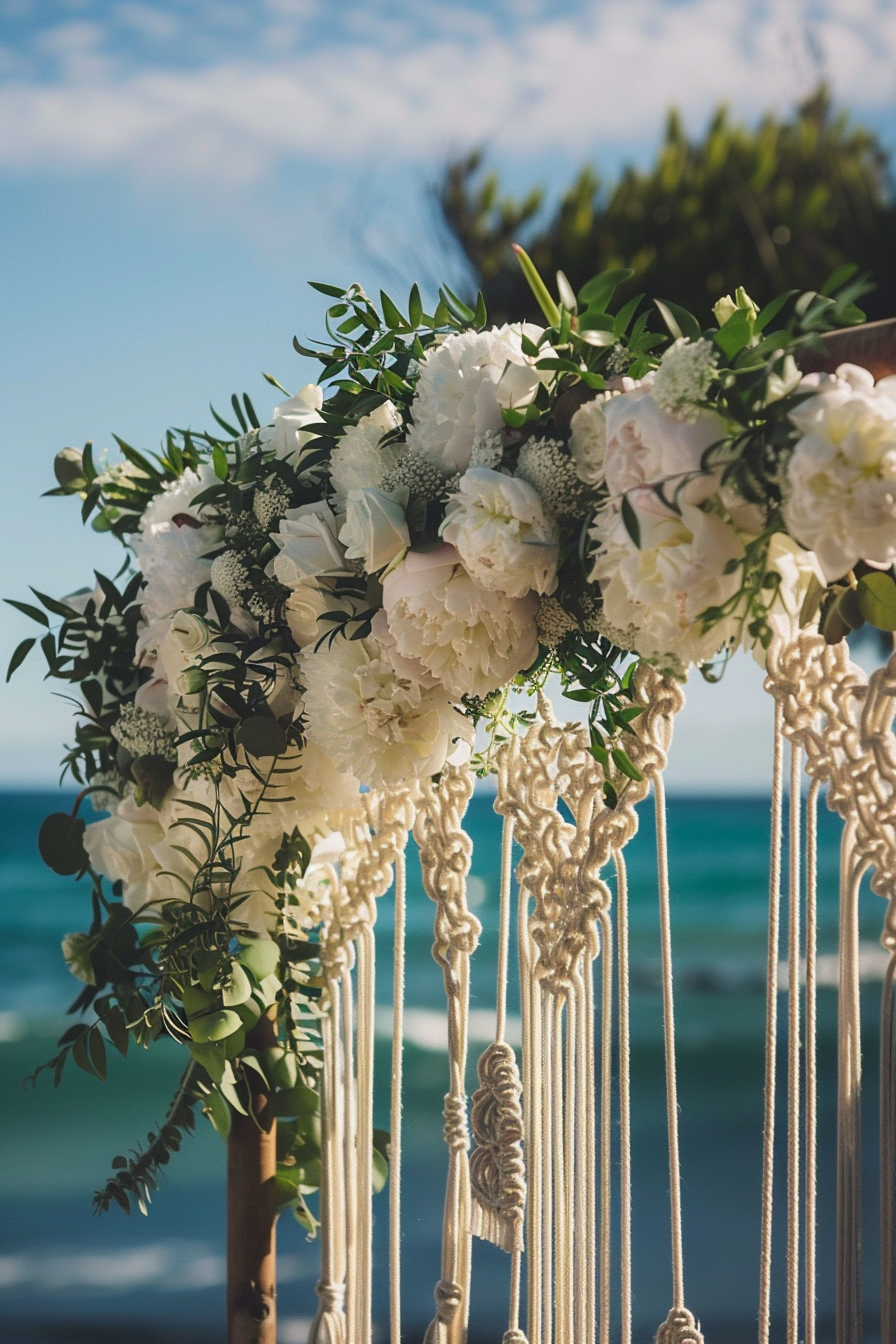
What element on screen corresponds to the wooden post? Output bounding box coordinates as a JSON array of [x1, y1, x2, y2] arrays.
[[228, 1010, 279, 1344], [797, 316, 896, 379]]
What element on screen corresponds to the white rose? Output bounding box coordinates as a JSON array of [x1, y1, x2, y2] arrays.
[[765, 353, 801, 404], [783, 364, 896, 580], [759, 533, 826, 654], [440, 468, 559, 598], [382, 543, 539, 699], [329, 402, 403, 502], [569, 398, 608, 485], [273, 502, 347, 588], [406, 324, 547, 472], [301, 630, 472, 789], [83, 795, 167, 914], [338, 487, 410, 574], [285, 581, 359, 648], [258, 385, 324, 471], [590, 499, 746, 668], [603, 386, 725, 507]]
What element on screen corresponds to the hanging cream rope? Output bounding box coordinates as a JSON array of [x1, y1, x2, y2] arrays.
[[614, 850, 633, 1344], [787, 741, 803, 1344], [804, 777, 821, 1344], [390, 850, 406, 1344], [414, 763, 480, 1344], [765, 631, 896, 1344]]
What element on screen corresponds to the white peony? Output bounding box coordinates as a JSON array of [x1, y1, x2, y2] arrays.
[[301, 630, 472, 788], [603, 385, 726, 508], [329, 402, 403, 502], [406, 324, 547, 472], [382, 543, 539, 699], [273, 502, 347, 588], [258, 385, 324, 472], [783, 364, 896, 581], [589, 499, 746, 668], [759, 533, 826, 652], [83, 793, 171, 914], [440, 468, 559, 597], [338, 487, 410, 574], [569, 398, 608, 485]]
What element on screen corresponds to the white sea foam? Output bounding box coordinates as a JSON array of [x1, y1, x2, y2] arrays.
[[0, 1243, 315, 1294]]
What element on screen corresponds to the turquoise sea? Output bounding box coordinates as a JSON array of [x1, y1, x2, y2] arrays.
[[0, 789, 887, 1343]]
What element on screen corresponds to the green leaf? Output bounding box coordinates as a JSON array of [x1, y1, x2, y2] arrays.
[[308, 280, 346, 298], [271, 1082, 318, 1118], [238, 716, 288, 759], [5, 598, 51, 627], [6, 637, 36, 681], [212, 445, 229, 481], [188, 1008, 244, 1044], [221, 964, 253, 1008], [72, 1030, 96, 1077], [380, 291, 405, 329], [577, 268, 634, 312], [657, 299, 701, 342], [511, 245, 560, 326], [611, 747, 643, 782], [439, 285, 475, 324], [371, 1146, 389, 1195], [89, 1027, 108, 1081], [620, 495, 641, 548], [754, 290, 798, 333], [131, 755, 176, 810], [105, 1006, 129, 1058], [408, 283, 423, 327], [188, 1040, 228, 1084], [30, 587, 80, 620], [821, 263, 859, 296], [473, 291, 488, 328], [713, 306, 754, 357], [38, 812, 88, 876], [857, 572, 896, 630], [201, 1086, 232, 1139], [53, 448, 85, 491], [238, 938, 281, 982]]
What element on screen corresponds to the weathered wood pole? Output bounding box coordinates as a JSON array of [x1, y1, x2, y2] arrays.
[[228, 1009, 279, 1344], [798, 316, 896, 379]]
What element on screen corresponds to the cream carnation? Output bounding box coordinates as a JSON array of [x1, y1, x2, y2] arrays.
[[273, 502, 347, 588], [329, 402, 403, 502], [382, 544, 539, 699], [783, 364, 896, 581], [440, 468, 558, 597], [589, 500, 746, 668], [406, 324, 546, 472], [301, 632, 471, 788], [603, 386, 725, 508], [132, 518, 216, 625], [140, 464, 219, 531]]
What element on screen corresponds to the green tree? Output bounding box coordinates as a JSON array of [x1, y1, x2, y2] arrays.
[[440, 87, 896, 323]]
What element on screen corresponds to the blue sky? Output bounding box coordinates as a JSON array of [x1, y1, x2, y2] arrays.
[[2, 0, 895, 787]]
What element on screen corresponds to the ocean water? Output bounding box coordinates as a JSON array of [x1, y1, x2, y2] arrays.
[[0, 789, 888, 1343]]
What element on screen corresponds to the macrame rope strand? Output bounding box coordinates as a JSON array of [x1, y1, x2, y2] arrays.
[[654, 772, 685, 1310], [787, 744, 803, 1344], [759, 699, 785, 1344], [614, 850, 633, 1344], [389, 852, 406, 1344], [805, 779, 820, 1344]]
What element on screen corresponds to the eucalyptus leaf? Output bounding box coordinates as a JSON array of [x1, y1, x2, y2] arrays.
[[38, 812, 88, 876], [238, 716, 288, 759], [857, 571, 896, 630]]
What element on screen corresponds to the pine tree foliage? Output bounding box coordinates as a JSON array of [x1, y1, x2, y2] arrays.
[[439, 88, 896, 323]]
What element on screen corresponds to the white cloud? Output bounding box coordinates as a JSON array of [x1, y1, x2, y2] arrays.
[[0, 0, 893, 184]]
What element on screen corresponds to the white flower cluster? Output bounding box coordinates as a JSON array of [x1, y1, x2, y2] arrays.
[[652, 338, 719, 421]]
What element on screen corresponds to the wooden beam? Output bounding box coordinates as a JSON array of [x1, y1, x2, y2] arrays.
[[797, 317, 896, 379], [228, 1011, 279, 1344]]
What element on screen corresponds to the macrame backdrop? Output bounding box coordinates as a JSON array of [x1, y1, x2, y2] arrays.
[[296, 633, 895, 1344]]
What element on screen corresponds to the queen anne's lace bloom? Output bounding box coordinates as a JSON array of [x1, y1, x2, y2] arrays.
[[783, 364, 896, 580], [382, 544, 539, 699], [380, 449, 448, 501], [210, 550, 250, 608], [535, 595, 579, 647], [301, 632, 471, 787], [516, 438, 592, 519], [253, 481, 292, 531], [111, 703, 177, 761], [652, 338, 719, 421]]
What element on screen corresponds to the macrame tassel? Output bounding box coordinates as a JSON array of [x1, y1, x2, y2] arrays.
[[470, 816, 527, 1258], [655, 1306, 705, 1344]]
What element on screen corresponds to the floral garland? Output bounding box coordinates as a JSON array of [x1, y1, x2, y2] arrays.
[[8, 253, 896, 1214]]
